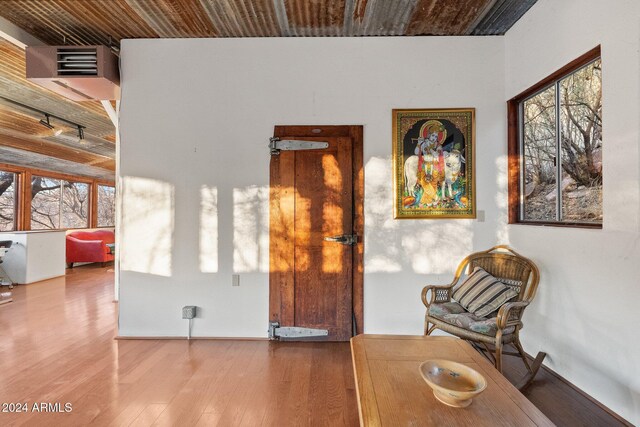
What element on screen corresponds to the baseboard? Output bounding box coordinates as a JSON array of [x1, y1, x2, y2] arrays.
[[523, 351, 633, 426], [114, 336, 269, 341]]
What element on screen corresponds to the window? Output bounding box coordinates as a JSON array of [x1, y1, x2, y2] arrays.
[[31, 176, 61, 229], [0, 170, 17, 231], [508, 47, 602, 227], [31, 176, 89, 229], [97, 185, 115, 227], [62, 181, 89, 228], [0, 165, 113, 230]]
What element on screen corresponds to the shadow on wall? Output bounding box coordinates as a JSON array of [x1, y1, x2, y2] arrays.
[[494, 154, 510, 245], [363, 154, 518, 335], [229, 152, 349, 276], [120, 176, 175, 277], [364, 156, 474, 275], [233, 185, 269, 273], [120, 156, 511, 279], [200, 185, 218, 273]]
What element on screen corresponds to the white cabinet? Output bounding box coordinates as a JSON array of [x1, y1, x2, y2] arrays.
[[0, 231, 66, 284]]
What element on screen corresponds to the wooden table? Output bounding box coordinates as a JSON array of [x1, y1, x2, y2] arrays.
[[351, 335, 554, 426]]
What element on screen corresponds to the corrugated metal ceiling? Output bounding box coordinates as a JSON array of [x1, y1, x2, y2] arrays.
[[0, 0, 537, 179], [0, 0, 538, 46]]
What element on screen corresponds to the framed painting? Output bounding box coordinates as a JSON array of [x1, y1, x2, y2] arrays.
[[393, 108, 476, 219]]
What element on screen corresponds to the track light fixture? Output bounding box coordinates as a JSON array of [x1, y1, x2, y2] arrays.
[[39, 114, 54, 130], [0, 96, 88, 144]]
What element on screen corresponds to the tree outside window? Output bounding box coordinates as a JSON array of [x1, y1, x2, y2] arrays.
[[97, 185, 115, 227], [62, 182, 89, 228], [30, 176, 89, 229], [0, 171, 17, 231], [518, 57, 602, 225]]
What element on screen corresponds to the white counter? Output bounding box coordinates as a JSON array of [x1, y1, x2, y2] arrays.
[[0, 231, 66, 284]]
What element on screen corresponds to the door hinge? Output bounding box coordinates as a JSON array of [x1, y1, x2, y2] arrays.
[[269, 137, 329, 156], [268, 322, 329, 340], [323, 234, 358, 246]]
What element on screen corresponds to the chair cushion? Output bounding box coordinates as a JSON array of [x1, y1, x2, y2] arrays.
[[428, 302, 515, 336], [452, 267, 519, 318]]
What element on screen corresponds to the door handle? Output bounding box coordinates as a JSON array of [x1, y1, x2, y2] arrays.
[[323, 234, 357, 246]]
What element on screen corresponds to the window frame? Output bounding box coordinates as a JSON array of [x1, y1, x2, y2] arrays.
[[61, 180, 91, 229], [0, 169, 19, 232], [0, 162, 114, 231], [96, 183, 116, 228], [30, 175, 65, 230], [507, 46, 602, 229]]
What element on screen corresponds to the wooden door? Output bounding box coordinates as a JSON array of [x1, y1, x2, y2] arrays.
[[270, 126, 363, 342]]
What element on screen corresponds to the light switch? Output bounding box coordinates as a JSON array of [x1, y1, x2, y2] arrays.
[[232, 274, 240, 286], [477, 210, 485, 222]]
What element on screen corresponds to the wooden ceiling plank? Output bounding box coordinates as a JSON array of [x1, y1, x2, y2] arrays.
[[0, 105, 115, 160], [0, 104, 72, 138], [0, 131, 114, 172], [0, 146, 115, 180]]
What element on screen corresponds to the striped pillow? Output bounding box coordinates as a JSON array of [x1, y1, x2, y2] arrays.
[[452, 267, 519, 318]]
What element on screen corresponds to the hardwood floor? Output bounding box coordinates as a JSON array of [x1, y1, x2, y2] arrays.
[[0, 265, 357, 426], [502, 352, 628, 426], [0, 265, 627, 426]]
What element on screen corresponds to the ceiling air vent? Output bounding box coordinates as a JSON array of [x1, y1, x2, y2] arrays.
[[57, 48, 98, 76], [26, 45, 120, 101]]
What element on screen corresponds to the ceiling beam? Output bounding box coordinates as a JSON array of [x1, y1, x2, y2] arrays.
[[100, 100, 118, 127], [0, 15, 44, 49]]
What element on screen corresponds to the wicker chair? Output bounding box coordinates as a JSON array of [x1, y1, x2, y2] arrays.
[[421, 245, 546, 389]]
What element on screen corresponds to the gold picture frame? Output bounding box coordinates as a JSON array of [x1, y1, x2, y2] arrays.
[[393, 108, 476, 219]]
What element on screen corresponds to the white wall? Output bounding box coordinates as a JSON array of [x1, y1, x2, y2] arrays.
[[120, 10, 640, 421], [505, 0, 640, 423], [118, 36, 506, 338]]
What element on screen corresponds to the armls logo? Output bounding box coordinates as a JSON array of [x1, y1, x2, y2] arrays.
[[31, 402, 73, 413]]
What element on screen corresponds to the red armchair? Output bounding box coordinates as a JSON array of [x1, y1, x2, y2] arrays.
[[66, 230, 115, 268]]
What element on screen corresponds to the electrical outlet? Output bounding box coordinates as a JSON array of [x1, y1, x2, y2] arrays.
[[232, 274, 240, 286], [182, 306, 197, 319]]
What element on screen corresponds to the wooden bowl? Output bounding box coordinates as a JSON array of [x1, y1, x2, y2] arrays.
[[419, 359, 487, 408]]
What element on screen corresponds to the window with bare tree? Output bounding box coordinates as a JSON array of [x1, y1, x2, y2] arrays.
[[31, 176, 61, 230], [62, 182, 89, 228], [0, 171, 17, 231], [509, 48, 602, 227], [97, 185, 115, 227], [30, 176, 89, 229]]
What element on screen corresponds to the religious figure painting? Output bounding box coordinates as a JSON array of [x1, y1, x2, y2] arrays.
[[393, 108, 476, 219]]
